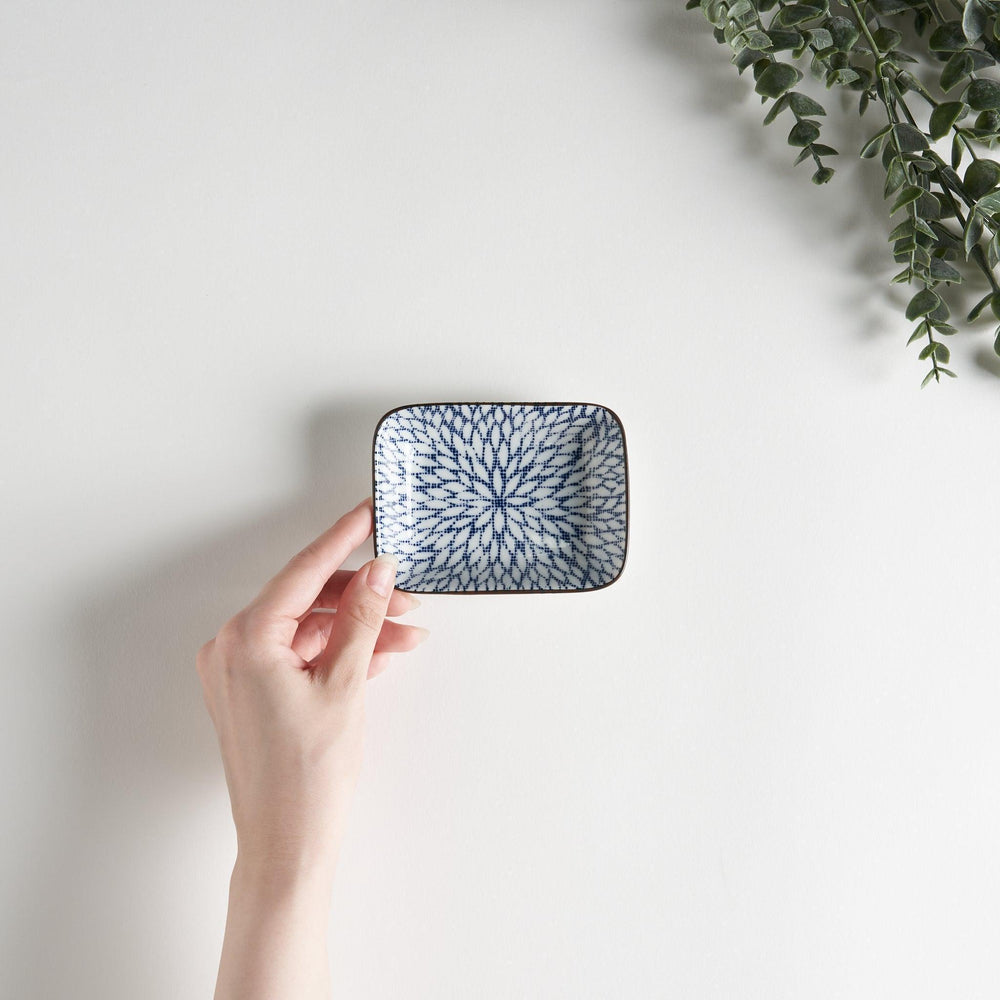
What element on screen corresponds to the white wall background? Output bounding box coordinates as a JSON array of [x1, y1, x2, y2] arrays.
[[3, 1, 999, 997]]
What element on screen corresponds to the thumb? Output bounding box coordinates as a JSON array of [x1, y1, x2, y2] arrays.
[[314, 554, 398, 690]]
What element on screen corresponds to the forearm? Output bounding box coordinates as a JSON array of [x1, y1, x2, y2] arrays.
[[199, 507, 412, 999], [214, 855, 336, 1000]]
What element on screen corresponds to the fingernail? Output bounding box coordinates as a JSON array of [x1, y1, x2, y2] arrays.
[[367, 554, 398, 597], [413, 626, 430, 645], [404, 594, 421, 610], [356, 495, 373, 510]]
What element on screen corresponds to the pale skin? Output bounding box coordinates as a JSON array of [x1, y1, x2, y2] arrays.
[[197, 497, 428, 1000]]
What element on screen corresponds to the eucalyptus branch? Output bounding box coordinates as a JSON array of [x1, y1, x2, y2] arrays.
[[690, 0, 1000, 383]]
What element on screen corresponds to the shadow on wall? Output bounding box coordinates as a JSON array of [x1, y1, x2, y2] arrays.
[[5, 395, 409, 999]]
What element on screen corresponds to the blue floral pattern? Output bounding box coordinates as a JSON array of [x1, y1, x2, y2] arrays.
[[373, 403, 628, 593]]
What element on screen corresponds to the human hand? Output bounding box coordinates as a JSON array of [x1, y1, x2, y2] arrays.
[[197, 498, 427, 999]]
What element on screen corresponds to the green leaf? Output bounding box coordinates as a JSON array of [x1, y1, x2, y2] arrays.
[[965, 158, 1000, 199], [755, 62, 802, 98], [929, 101, 967, 141], [933, 323, 958, 335], [779, 3, 825, 26], [745, 30, 773, 50], [930, 221, 962, 249], [850, 66, 874, 92], [994, 328, 1000, 355], [763, 94, 790, 124], [788, 120, 821, 146], [974, 109, 1000, 133], [939, 162, 964, 191], [892, 267, 912, 283], [930, 299, 951, 323], [827, 15, 859, 50], [969, 50, 997, 71], [976, 190, 1000, 214], [766, 29, 805, 51], [787, 92, 826, 116], [812, 165, 835, 184], [966, 78, 1000, 111], [827, 67, 860, 87], [906, 288, 942, 319], [939, 368, 957, 378], [929, 20, 969, 51], [929, 257, 962, 282], [964, 211, 984, 257], [952, 130, 964, 169], [921, 368, 939, 387], [907, 327, 926, 345], [893, 123, 929, 151], [941, 51, 975, 92], [964, 0, 988, 42], [889, 219, 915, 241], [968, 290, 994, 320], [918, 341, 952, 362], [873, 26, 903, 50], [891, 185, 924, 214], [884, 158, 906, 197], [806, 28, 833, 49], [733, 47, 758, 73], [917, 192, 942, 220], [914, 218, 938, 239], [860, 124, 891, 158], [868, 0, 910, 13], [810, 143, 838, 156]]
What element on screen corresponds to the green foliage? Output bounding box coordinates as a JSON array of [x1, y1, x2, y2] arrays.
[[755, 62, 804, 97], [965, 158, 1000, 198], [691, 0, 1000, 385], [928, 101, 966, 140], [906, 288, 941, 319], [966, 78, 1000, 110]]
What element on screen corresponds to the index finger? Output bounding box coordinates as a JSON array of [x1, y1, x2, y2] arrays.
[[250, 497, 375, 621]]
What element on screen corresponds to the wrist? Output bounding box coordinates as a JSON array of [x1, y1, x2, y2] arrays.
[[230, 849, 337, 908], [216, 851, 335, 999]]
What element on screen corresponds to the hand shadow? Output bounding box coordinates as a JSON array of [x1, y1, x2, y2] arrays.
[[5, 393, 413, 998]]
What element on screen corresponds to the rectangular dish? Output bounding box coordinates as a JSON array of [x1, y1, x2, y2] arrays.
[[372, 402, 628, 594]]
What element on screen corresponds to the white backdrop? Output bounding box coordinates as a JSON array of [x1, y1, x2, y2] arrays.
[[3, 1, 999, 997]]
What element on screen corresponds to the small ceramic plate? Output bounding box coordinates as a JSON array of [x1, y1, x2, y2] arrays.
[[372, 402, 628, 594]]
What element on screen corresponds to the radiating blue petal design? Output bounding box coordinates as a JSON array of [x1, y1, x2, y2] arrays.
[[373, 403, 627, 593]]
